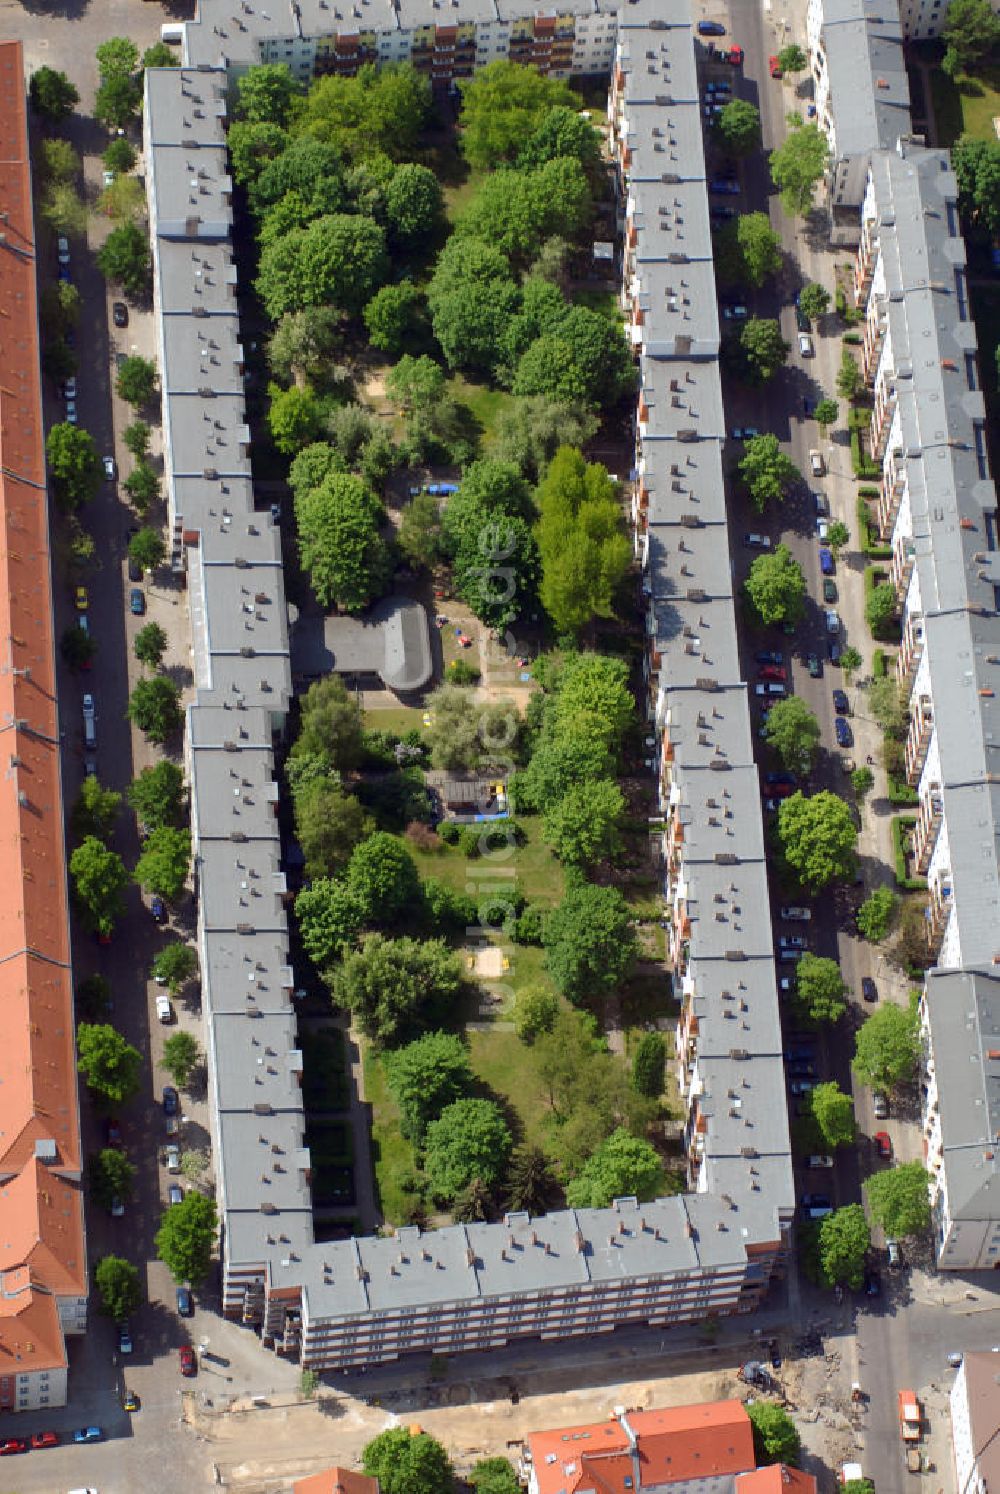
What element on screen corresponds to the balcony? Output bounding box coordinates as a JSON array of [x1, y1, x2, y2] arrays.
[[870, 387, 896, 466], [913, 787, 943, 875], [897, 618, 924, 690], [925, 877, 952, 961], [878, 463, 905, 539], [905, 696, 933, 786], [854, 220, 877, 302], [892, 538, 916, 604]]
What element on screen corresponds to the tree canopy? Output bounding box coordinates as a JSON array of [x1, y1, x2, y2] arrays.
[[256, 212, 388, 320], [565, 1127, 665, 1208], [942, 0, 1000, 76], [952, 136, 1000, 238], [852, 1002, 920, 1091], [69, 836, 128, 935], [127, 676, 183, 743], [747, 1402, 800, 1466], [345, 832, 420, 925], [739, 317, 789, 382], [153, 942, 199, 995], [856, 886, 897, 943], [542, 778, 625, 868], [426, 234, 519, 373], [764, 697, 822, 777], [798, 283, 830, 322], [863, 1161, 931, 1238], [363, 1428, 454, 1494], [235, 62, 302, 125], [770, 121, 829, 216], [807, 1081, 856, 1150], [715, 99, 761, 156], [46, 423, 102, 512], [71, 776, 121, 844], [458, 62, 578, 170], [77, 1023, 142, 1106], [333, 935, 463, 1047], [777, 790, 857, 890], [95, 1255, 142, 1319], [134, 622, 168, 668], [96, 222, 150, 297], [155, 1192, 218, 1284], [161, 1031, 201, 1088], [29, 66, 79, 120], [534, 447, 629, 635], [739, 433, 800, 510], [793, 954, 848, 1026], [384, 1031, 472, 1141], [128, 760, 186, 831], [134, 826, 190, 902], [424, 1097, 512, 1199], [544, 883, 636, 1004], [746, 544, 807, 626], [719, 212, 782, 288], [295, 471, 390, 613], [87, 1147, 136, 1211], [811, 1204, 870, 1290]]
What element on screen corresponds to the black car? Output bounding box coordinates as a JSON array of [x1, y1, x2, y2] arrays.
[[128, 554, 142, 582], [864, 1267, 881, 1297], [861, 976, 878, 1002], [113, 301, 129, 328], [832, 689, 850, 715], [768, 1338, 782, 1369]]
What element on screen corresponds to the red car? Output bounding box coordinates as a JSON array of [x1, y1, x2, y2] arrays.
[[179, 1345, 197, 1376], [758, 664, 788, 683], [874, 1131, 892, 1159], [770, 782, 796, 799], [769, 53, 783, 77], [727, 44, 744, 65], [30, 1430, 58, 1449], [0, 1438, 27, 1455]]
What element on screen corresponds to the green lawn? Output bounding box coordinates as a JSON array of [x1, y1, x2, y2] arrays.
[[467, 1026, 555, 1152], [930, 63, 1000, 145], [447, 374, 516, 450], [573, 287, 623, 322], [363, 1044, 421, 1225], [363, 703, 429, 734], [403, 814, 566, 908], [443, 167, 487, 226]]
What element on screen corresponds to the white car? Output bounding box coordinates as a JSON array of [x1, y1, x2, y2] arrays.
[[806, 1155, 834, 1169], [57, 235, 70, 265], [65, 399, 78, 424], [81, 692, 95, 721], [155, 994, 173, 1024], [63, 376, 77, 399], [798, 331, 815, 357], [103, 455, 116, 480], [810, 448, 825, 476], [825, 609, 841, 635], [816, 517, 829, 540], [102, 169, 115, 188], [781, 906, 812, 922], [165, 1144, 181, 1174]]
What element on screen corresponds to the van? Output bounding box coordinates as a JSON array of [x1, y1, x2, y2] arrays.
[[84, 716, 96, 750], [810, 449, 825, 476]]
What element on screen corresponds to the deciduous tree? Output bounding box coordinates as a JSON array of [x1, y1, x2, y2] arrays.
[[128, 760, 186, 831], [798, 283, 830, 322], [134, 622, 168, 668], [566, 1126, 664, 1208], [384, 1031, 472, 1140], [295, 472, 390, 613], [808, 1081, 856, 1149], [116, 355, 158, 408], [94, 1256, 142, 1320], [534, 446, 630, 635], [764, 697, 822, 775], [235, 62, 301, 125], [363, 1428, 454, 1494], [333, 935, 462, 1047], [87, 1148, 136, 1211], [544, 883, 636, 1004], [856, 886, 897, 942], [134, 826, 190, 902], [746, 544, 807, 625], [77, 1022, 142, 1105], [72, 775, 121, 843], [739, 317, 789, 382], [814, 1204, 870, 1289], [632, 1031, 666, 1098], [129, 527, 165, 573], [793, 953, 848, 1026], [70, 837, 128, 935], [155, 1192, 217, 1284], [364, 282, 425, 357], [739, 433, 800, 510], [127, 676, 183, 743], [424, 1097, 512, 1199], [715, 98, 761, 156], [836, 347, 861, 400], [952, 136, 1000, 238], [295, 879, 365, 969], [770, 121, 829, 216], [747, 1402, 800, 1466], [777, 790, 857, 889], [161, 1031, 201, 1088], [29, 66, 78, 120], [152, 942, 199, 995], [345, 832, 420, 925], [815, 398, 838, 431], [942, 0, 1000, 76], [852, 1002, 920, 1090], [46, 423, 101, 511], [458, 61, 577, 169], [863, 1161, 931, 1238], [542, 778, 624, 867]]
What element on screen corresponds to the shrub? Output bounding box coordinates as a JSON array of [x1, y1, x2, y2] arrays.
[[513, 904, 545, 945], [405, 821, 441, 852], [438, 821, 460, 845], [872, 648, 887, 679], [459, 824, 482, 858], [891, 816, 926, 891], [447, 658, 481, 685]]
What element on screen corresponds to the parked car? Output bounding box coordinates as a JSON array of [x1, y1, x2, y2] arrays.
[[813, 491, 829, 515], [757, 651, 784, 666], [820, 547, 834, 574], [806, 1155, 834, 1169], [810, 448, 825, 476], [113, 301, 129, 328], [796, 300, 811, 334], [179, 1345, 197, 1377], [859, 976, 878, 1004], [769, 53, 783, 76], [103, 455, 116, 480], [825, 608, 841, 635], [766, 771, 795, 786], [781, 905, 812, 921], [155, 994, 173, 1023], [722, 302, 749, 320], [801, 1193, 830, 1210], [129, 587, 145, 615], [758, 664, 787, 683], [0, 1438, 27, 1455], [873, 1091, 889, 1119], [807, 652, 822, 677], [57, 235, 70, 265], [835, 717, 853, 748], [128, 553, 143, 582], [710, 176, 740, 195], [816, 517, 829, 540], [769, 782, 796, 799], [165, 1144, 181, 1173], [833, 689, 850, 715], [176, 1286, 193, 1316], [105, 1118, 122, 1147], [778, 946, 804, 963], [697, 18, 726, 33], [823, 578, 838, 604], [63, 376, 77, 399], [151, 895, 167, 923], [29, 1430, 58, 1448], [163, 1085, 179, 1117], [122, 1389, 140, 1413], [743, 532, 771, 549], [110, 1195, 125, 1218], [73, 1426, 104, 1443], [798, 332, 814, 357], [874, 1131, 893, 1159], [864, 1267, 881, 1297], [780, 935, 807, 951], [75, 585, 88, 611], [788, 1060, 816, 1077], [118, 1323, 133, 1355], [168, 1183, 184, 1205], [886, 1238, 902, 1267]]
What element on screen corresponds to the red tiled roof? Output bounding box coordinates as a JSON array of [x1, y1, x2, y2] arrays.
[[293, 1469, 380, 1494], [528, 1401, 763, 1494], [736, 1465, 817, 1494], [0, 1268, 69, 1375], [0, 39, 85, 1371]]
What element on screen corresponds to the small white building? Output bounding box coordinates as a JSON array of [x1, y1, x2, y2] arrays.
[[952, 1352, 1000, 1494]]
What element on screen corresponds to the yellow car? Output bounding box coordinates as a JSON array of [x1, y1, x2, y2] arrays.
[[75, 585, 88, 611], [121, 1389, 140, 1413]]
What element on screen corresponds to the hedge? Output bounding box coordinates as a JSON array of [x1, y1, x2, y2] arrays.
[[888, 774, 919, 806], [851, 426, 881, 479], [891, 816, 926, 890], [872, 648, 888, 679]]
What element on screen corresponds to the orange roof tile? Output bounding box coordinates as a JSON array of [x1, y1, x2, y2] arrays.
[[293, 1469, 380, 1494], [0, 1268, 69, 1375], [0, 39, 85, 1350], [528, 1400, 757, 1494], [736, 1465, 817, 1494]]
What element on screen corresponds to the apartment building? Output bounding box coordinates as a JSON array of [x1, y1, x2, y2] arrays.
[[951, 1350, 1000, 1494], [524, 1399, 817, 1494], [0, 40, 87, 1411], [804, 0, 911, 243], [179, 0, 620, 83], [852, 140, 1000, 1265], [146, 0, 793, 1373], [896, 0, 1000, 40]]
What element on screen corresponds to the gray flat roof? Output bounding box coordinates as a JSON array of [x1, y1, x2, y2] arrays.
[[157, 240, 239, 317], [642, 426, 727, 525], [684, 860, 775, 964], [300, 0, 402, 34], [647, 519, 732, 604], [640, 357, 725, 443], [817, 0, 910, 157], [651, 595, 741, 691], [662, 686, 755, 772], [198, 839, 287, 930], [189, 739, 280, 845], [162, 312, 244, 396], [672, 763, 765, 864], [212, 1010, 302, 1113], [148, 142, 233, 231], [163, 392, 251, 479], [290, 596, 433, 693], [145, 67, 228, 146], [183, 0, 300, 67], [216, 1109, 311, 1214], [201, 928, 296, 1018], [924, 970, 1000, 1222]]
